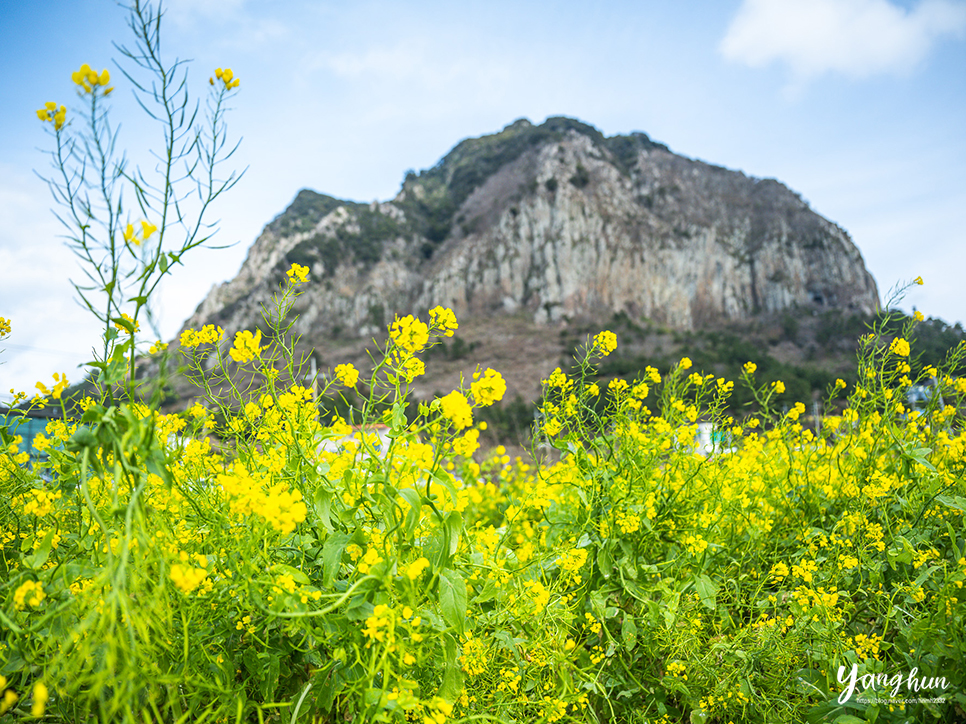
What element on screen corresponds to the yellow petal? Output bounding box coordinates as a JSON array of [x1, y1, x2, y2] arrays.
[[222, 68, 233, 82], [209, 77, 214, 85], [230, 78, 240, 88], [103, 87, 114, 95], [71, 71, 83, 84], [45, 101, 57, 110], [124, 223, 134, 241], [80, 63, 91, 74], [141, 220, 157, 239], [36, 109, 49, 120], [215, 68, 223, 79], [99, 69, 110, 85], [87, 70, 99, 85]]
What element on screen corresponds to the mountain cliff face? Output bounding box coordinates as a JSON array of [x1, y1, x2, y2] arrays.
[[185, 116, 878, 348]]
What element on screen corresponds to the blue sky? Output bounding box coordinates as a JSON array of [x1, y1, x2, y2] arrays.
[[1, 0, 965, 401]]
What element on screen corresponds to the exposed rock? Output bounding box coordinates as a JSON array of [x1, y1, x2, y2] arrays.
[[184, 117, 878, 351]]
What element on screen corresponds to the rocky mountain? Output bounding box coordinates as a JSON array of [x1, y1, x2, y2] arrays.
[[177, 117, 881, 414]]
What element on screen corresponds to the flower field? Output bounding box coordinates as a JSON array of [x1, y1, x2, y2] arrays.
[[3, 277, 966, 722], [3, 3, 966, 721]]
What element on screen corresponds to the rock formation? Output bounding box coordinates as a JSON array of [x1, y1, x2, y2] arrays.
[[185, 117, 878, 347]]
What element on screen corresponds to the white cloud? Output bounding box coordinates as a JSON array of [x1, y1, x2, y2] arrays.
[[720, 0, 966, 81]]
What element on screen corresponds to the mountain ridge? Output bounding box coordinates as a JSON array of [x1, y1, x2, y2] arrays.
[[174, 116, 882, 418], [185, 116, 878, 344]]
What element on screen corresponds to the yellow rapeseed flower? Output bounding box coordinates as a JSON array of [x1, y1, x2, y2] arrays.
[[743, 361, 757, 375], [772, 380, 785, 394], [13, 580, 45, 610], [390, 315, 429, 354], [114, 312, 140, 334], [407, 557, 431, 580], [679, 357, 692, 370], [439, 391, 473, 430], [31, 682, 48, 718], [214, 67, 240, 90], [334, 363, 359, 387], [230, 329, 264, 363], [593, 330, 617, 356], [470, 368, 506, 407], [0, 686, 18, 715], [889, 337, 910, 357], [287, 262, 309, 284], [429, 306, 458, 337]]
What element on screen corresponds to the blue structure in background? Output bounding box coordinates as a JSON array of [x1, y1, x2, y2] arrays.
[[0, 406, 61, 464]]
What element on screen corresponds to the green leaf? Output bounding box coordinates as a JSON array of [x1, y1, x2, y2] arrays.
[[398, 488, 422, 539], [937, 495, 966, 513], [25, 529, 57, 569], [833, 715, 867, 724], [903, 445, 935, 471], [271, 564, 310, 586], [439, 633, 462, 700], [947, 522, 962, 560], [390, 402, 406, 432], [439, 568, 467, 635], [695, 574, 719, 611], [65, 426, 98, 452], [322, 533, 351, 586], [597, 546, 614, 579], [313, 489, 333, 533], [621, 616, 638, 652], [443, 511, 462, 557], [689, 709, 708, 724]]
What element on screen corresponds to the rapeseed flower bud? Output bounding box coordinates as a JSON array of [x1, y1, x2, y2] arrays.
[[0, 316, 11, 337]]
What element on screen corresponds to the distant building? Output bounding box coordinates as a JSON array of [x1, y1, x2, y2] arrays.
[[0, 406, 61, 464]]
